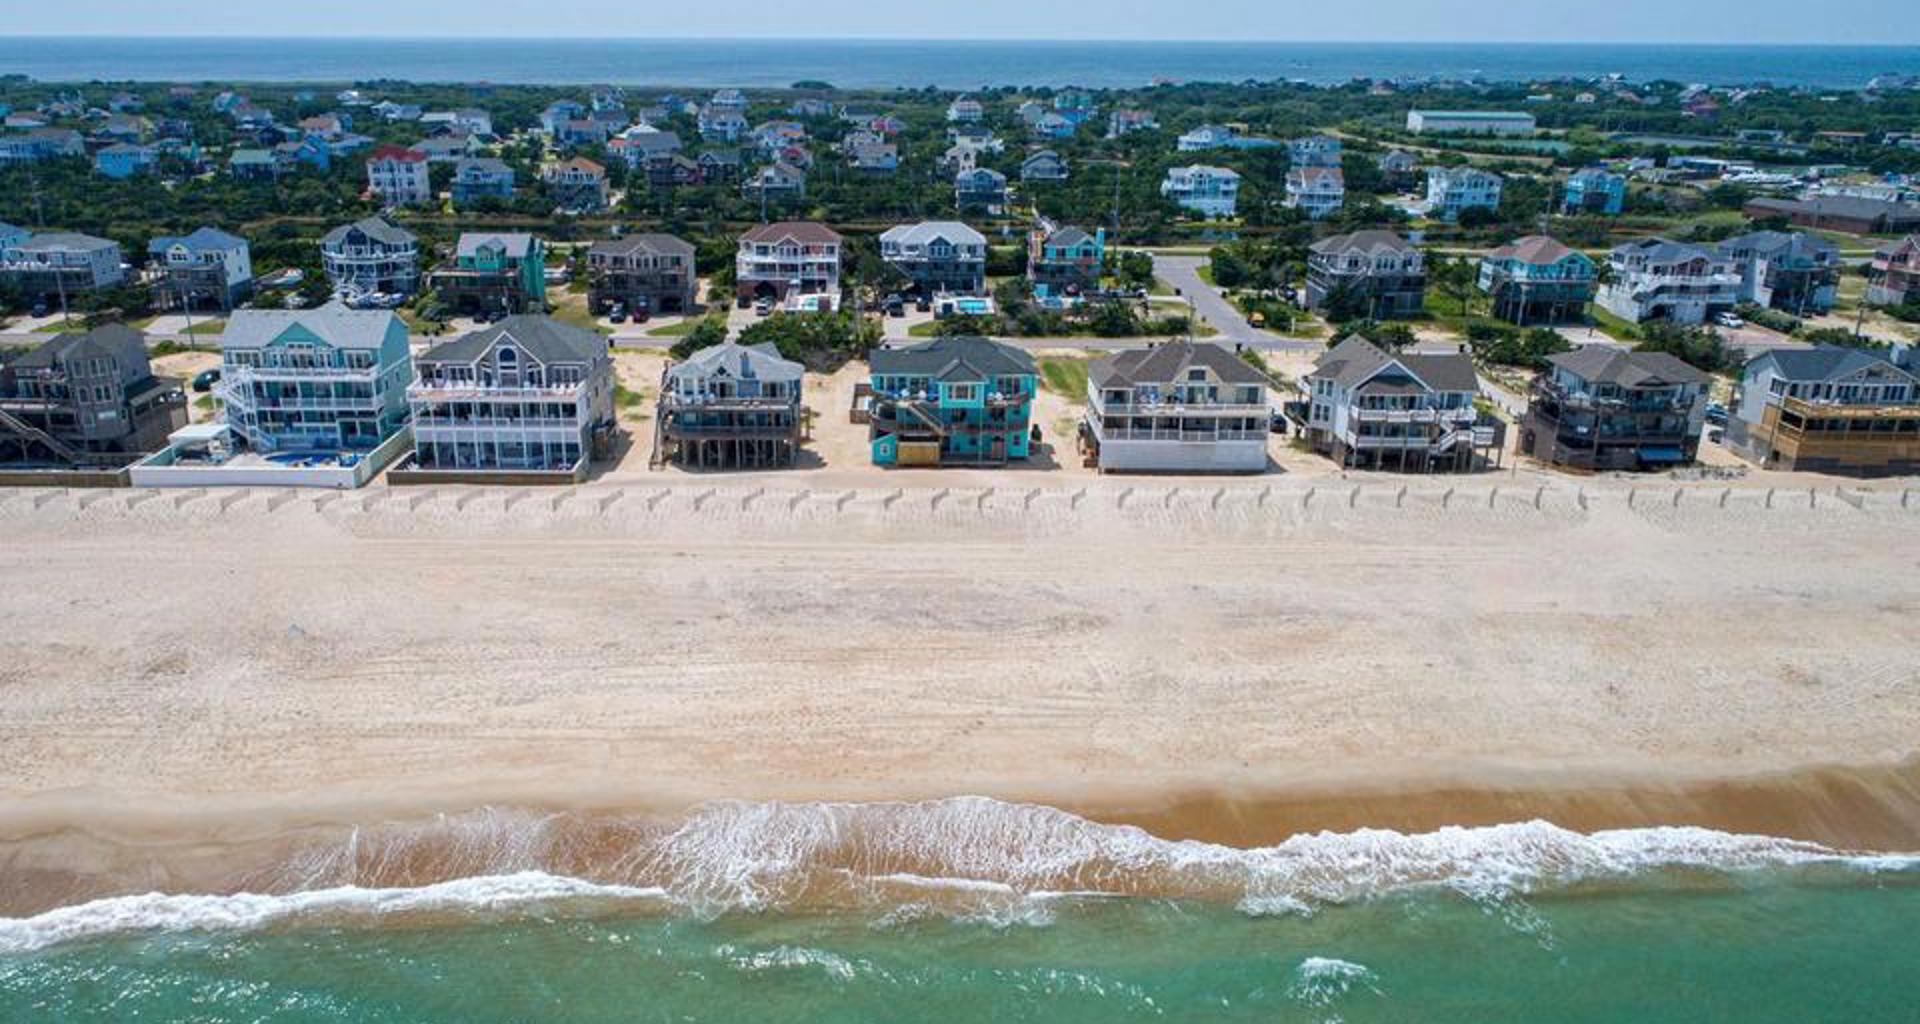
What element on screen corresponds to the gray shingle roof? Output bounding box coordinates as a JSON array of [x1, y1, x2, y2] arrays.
[[7, 323, 145, 369], [1311, 334, 1478, 393], [668, 341, 803, 386], [1756, 345, 1914, 384], [1547, 345, 1709, 388], [148, 226, 244, 254], [418, 315, 604, 366], [589, 233, 695, 259], [879, 221, 986, 247], [1090, 341, 1267, 389], [870, 336, 1036, 382], [11, 232, 117, 252], [220, 303, 401, 352], [1309, 230, 1415, 256], [322, 216, 416, 247]]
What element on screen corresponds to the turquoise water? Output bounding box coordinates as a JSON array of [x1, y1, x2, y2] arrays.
[[4, 870, 1917, 1021]]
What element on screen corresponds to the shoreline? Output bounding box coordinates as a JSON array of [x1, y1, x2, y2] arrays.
[[2, 476, 1916, 914], [1, 757, 1917, 919]]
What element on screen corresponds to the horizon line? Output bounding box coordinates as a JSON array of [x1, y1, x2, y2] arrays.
[[5, 34, 1917, 48]]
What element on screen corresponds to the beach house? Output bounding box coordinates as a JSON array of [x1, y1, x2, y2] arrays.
[[1081, 341, 1271, 473], [585, 234, 697, 317], [1027, 223, 1105, 301], [146, 227, 253, 313], [364, 145, 432, 207], [213, 304, 413, 456], [1162, 165, 1242, 217], [428, 233, 548, 316], [658, 341, 807, 469], [1726, 345, 1920, 476], [320, 216, 420, 301], [735, 221, 843, 307], [1715, 231, 1839, 315], [0, 324, 187, 467], [954, 167, 1009, 212], [946, 96, 985, 123], [1284, 165, 1345, 220], [1476, 235, 1597, 325], [1422, 167, 1503, 222], [1302, 334, 1499, 472], [1519, 347, 1709, 470], [866, 336, 1037, 467], [450, 157, 515, 208], [404, 316, 615, 481], [1305, 230, 1427, 319], [1869, 234, 1920, 306], [542, 157, 610, 213], [743, 162, 807, 201], [1021, 150, 1069, 182], [0, 232, 126, 308], [1287, 135, 1343, 168], [1596, 238, 1741, 325], [879, 221, 988, 297], [94, 143, 156, 179], [1562, 167, 1627, 215]]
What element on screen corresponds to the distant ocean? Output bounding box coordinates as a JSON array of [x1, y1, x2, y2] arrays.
[[0, 37, 1916, 90]]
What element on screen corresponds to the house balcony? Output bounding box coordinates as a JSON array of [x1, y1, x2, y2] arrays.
[[661, 393, 799, 411], [1090, 421, 1268, 443], [1777, 395, 1920, 421], [409, 380, 587, 402], [1093, 401, 1268, 418], [225, 364, 384, 383], [1351, 406, 1478, 424]]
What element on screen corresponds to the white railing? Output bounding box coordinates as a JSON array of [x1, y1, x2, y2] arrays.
[[408, 381, 587, 401], [412, 416, 583, 430], [1096, 426, 1268, 442], [226, 364, 383, 382], [1352, 407, 1477, 424], [1095, 402, 1268, 417]]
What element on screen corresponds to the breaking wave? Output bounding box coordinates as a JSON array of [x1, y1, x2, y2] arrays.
[[2, 797, 1913, 953]]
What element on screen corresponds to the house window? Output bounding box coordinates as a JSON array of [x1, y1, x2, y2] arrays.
[[948, 383, 980, 402]]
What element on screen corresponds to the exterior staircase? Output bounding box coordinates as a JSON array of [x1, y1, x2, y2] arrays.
[[0, 406, 125, 467]]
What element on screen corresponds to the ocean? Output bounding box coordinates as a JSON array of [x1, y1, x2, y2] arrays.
[[1, 799, 1916, 1020], [0, 37, 1915, 90]]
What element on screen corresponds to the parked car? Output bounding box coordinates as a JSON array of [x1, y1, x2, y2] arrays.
[[882, 295, 905, 317], [607, 304, 627, 324], [1713, 312, 1744, 329], [916, 294, 932, 313], [1704, 404, 1729, 427], [631, 298, 651, 324], [191, 368, 222, 393], [30, 301, 48, 318], [753, 297, 774, 316]]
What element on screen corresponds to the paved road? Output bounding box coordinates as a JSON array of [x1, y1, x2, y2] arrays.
[[1151, 253, 1324, 354]]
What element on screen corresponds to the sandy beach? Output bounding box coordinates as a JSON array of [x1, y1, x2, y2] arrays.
[[0, 474, 1917, 911]]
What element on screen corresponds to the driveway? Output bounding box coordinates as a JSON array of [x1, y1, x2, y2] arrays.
[[1151, 253, 1322, 354]]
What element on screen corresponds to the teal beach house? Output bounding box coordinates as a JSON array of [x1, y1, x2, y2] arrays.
[[866, 336, 1037, 467]]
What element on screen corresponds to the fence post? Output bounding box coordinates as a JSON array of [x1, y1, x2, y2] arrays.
[[1349, 484, 1362, 508], [1303, 486, 1316, 508], [1117, 487, 1133, 509], [1672, 487, 1683, 508], [1487, 486, 1499, 509], [1765, 488, 1775, 509], [789, 489, 811, 512]]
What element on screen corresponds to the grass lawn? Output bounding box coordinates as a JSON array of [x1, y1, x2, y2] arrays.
[[907, 321, 941, 338], [646, 313, 729, 338], [1583, 303, 1641, 342], [1195, 264, 1216, 287], [1036, 356, 1089, 404], [614, 382, 646, 410], [1417, 292, 1508, 338], [1148, 277, 1175, 297], [548, 302, 613, 336], [182, 319, 227, 336]]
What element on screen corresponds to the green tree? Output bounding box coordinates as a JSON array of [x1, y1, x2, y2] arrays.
[[667, 316, 731, 359]]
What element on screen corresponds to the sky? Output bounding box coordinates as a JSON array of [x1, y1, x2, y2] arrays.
[[7, 0, 1916, 45]]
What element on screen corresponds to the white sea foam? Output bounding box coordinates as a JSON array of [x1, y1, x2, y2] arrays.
[[2, 798, 1912, 953], [0, 872, 666, 955], [1287, 956, 1382, 1008]]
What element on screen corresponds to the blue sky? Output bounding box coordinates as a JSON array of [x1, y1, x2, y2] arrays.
[[10, 0, 1914, 44]]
